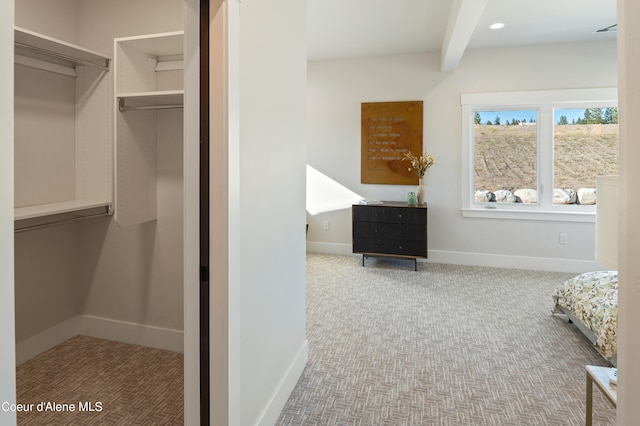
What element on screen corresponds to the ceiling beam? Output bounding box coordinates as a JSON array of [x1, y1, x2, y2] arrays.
[[440, 0, 488, 72]]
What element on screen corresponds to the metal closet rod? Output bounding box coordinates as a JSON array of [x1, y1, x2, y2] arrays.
[[118, 103, 184, 112], [14, 207, 112, 234]]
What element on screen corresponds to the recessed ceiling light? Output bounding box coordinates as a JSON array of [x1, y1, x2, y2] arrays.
[[490, 23, 505, 30]]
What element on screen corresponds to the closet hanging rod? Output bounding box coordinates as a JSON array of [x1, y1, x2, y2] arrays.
[[118, 101, 184, 112], [14, 207, 112, 234], [15, 42, 111, 71]]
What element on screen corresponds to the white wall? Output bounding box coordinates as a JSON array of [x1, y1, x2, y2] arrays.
[[14, 227, 82, 341], [0, 0, 16, 423], [13, 0, 88, 349], [15, 0, 79, 42], [229, 0, 309, 424], [307, 40, 617, 273], [78, 0, 184, 338], [13, 1, 86, 342]]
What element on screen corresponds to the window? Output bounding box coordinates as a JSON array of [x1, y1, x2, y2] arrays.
[[461, 89, 618, 222], [473, 109, 539, 199], [552, 108, 618, 204]]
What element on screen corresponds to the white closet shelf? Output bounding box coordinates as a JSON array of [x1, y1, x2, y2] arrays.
[[15, 200, 112, 221], [115, 31, 184, 57], [15, 26, 111, 71], [117, 90, 184, 111]]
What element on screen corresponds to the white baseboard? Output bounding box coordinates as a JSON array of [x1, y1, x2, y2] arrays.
[[16, 316, 83, 365], [79, 315, 184, 353], [306, 242, 600, 273], [427, 250, 601, 273], [256, 339, 309, 426], [16, 314, 184, 365], [306, 241, 353, 255]]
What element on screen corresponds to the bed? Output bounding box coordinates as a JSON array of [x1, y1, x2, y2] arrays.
[[552, 270, 618, 366]]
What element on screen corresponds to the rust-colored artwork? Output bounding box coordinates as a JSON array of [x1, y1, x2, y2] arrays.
[[361, 101, 423, 184]]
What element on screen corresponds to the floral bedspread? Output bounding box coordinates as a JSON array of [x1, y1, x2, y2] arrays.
[[553, 270, 618, 360]]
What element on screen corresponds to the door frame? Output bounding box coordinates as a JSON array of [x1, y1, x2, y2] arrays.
[[184, 0, 205, 424]]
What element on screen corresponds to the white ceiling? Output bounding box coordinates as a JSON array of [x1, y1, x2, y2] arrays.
[[307, 0, 617, 69]]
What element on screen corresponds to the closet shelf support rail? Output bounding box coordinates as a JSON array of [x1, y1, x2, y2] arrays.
[[15, 204, 113, 233], [15, 42, 111, 71]]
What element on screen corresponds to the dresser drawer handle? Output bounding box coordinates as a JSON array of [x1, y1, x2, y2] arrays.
[[374, 228, 379, 233], [375, 243, 380, 248], [398, 245, 403, 250], [398, 214, 403, 218]]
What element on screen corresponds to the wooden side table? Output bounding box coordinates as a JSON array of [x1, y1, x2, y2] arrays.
[[586, 365, 617, 425]]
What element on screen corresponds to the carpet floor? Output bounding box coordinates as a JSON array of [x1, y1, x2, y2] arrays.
[[16, 335, 183, 425], [276, 253, 616, 425], [15, 253, 617, 425]]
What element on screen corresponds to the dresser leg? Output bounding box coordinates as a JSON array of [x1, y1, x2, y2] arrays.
[[362, 254, 365, 267], [414, 258, 417, 271]]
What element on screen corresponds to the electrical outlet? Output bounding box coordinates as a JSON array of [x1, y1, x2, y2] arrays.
[[559, 233, 568, 245], [323, 221, 330, 231]]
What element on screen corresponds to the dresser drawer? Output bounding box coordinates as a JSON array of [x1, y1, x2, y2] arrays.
[[353, 221, 426, 241], [352, 205, 426, 225], [352, 202, 428, 267], [353, 238, 427, 257]]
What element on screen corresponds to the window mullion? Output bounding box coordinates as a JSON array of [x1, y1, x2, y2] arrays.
[[538, 106, 554, 209]]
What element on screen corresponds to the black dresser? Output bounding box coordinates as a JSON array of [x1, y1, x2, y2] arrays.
[[352, 201, 428, 270]]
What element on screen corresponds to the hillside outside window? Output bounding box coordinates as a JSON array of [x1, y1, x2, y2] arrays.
[[461, 88, 618, 222]]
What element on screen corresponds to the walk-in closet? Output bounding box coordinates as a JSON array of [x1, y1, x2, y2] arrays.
[[13, 0, 187, 422]]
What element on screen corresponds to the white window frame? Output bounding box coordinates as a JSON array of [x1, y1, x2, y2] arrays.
[[461, 88, 618, 223]]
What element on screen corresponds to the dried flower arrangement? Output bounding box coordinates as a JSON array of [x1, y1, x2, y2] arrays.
[[403, 151, 436, 178]]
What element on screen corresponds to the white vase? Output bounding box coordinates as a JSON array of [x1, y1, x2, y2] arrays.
[[416, 178, 425, 205]]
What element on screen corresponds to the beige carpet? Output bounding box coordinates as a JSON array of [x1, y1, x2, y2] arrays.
[[16, 335, 183, 425], [15, 254, 618, 425], [277, 253, 617, 425]]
